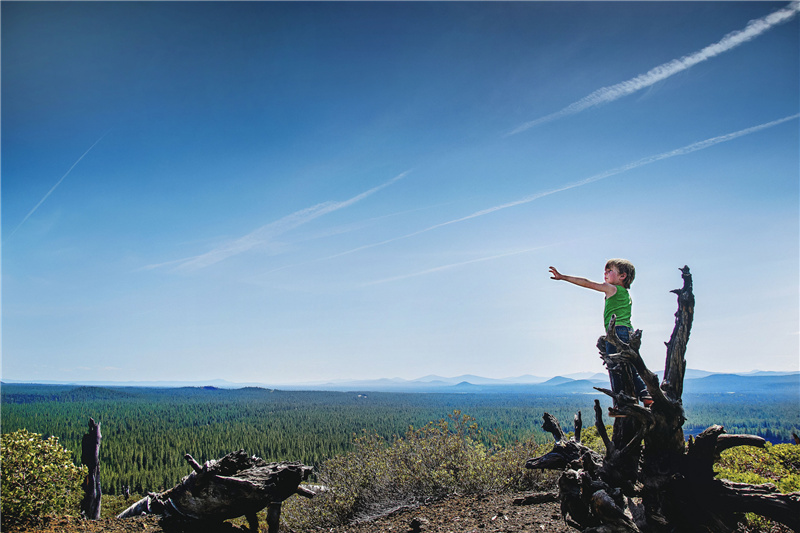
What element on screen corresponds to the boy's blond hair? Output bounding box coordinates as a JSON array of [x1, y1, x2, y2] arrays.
[[606, 258, 635, 288]]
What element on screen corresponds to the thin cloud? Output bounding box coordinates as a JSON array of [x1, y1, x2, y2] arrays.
[[154, 171, 409, 271], [362, 246, 548, 286], [6, 132, 109, 241], [508, 2, 800, 135], [291, 202, 456, 245], [321, 114, 799, 261]]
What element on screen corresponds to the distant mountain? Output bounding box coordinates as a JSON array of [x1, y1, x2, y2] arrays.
[[439, 375, 511, 385], [541, 376, 576, 386], [553, 379, 606, 393], [683, 373, 799, 395], [562, 371, 602, 380], [414, 374, 545, 385], [4, 369, 796, 395], [296, 370, 798, 395], [684, 369, 715, 379], [656, 368, 715, 380], [416, 374, 453, 383], [736, 370, 799, 377]]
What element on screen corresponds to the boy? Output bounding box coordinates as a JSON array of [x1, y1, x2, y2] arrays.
[[548, 259, 652, 406]]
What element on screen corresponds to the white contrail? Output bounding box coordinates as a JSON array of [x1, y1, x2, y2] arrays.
[[318, 114, 799, 262], [6, 132, 109, 240], [162, 170, 409, 271], [509, 2, 800, 135], [362, 246, 548, 286]]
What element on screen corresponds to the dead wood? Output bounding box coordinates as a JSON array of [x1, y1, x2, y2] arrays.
[[81, 418, 102, 520], [526, 266, 800, 532], [117, 450, 313, 532]]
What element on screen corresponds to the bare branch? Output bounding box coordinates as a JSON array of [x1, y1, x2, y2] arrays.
[[574, 411, 583, 443], [542, 412, 566, 442], [593, 400, 613, 452], [184, 454, 203, 473], [716, 481, 800, 532], [716, 434, 766, 455], [662, 266, 694, 400]]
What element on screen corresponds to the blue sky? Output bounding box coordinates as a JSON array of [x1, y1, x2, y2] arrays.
[[2, 2, 798, 385]]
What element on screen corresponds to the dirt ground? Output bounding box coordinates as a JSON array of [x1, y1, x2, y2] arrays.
[[326, 492, 573, 533], [7, 491, 790, 533], [6, 492, 574, 533]]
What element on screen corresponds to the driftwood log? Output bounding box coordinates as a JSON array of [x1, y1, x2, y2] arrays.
[[80, 417, 102, 520], [526, 266, 800, 532], [118, 449, 314, 532]]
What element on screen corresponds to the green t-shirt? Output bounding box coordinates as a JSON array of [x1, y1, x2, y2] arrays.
[[604, 285, 632, 329]]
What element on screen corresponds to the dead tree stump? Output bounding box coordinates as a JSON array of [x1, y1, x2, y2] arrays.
[[117, 449, 314, 532], [527, 266, 800, 532], [80, 417, 102, 520]]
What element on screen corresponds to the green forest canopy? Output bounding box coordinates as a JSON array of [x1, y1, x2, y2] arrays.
[[1, 383, 797, 495]]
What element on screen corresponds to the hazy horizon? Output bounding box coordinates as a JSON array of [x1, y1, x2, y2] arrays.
[[3, 2, 798, 384], [4, 367, 798, 389]]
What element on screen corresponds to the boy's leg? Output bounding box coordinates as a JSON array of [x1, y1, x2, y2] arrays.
[[608, 365, 623, 393]]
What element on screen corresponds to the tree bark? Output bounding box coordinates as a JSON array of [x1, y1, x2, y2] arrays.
[[526, 266, 800, 532], [80, 418, 102, 520], [117, 449, 314, 532]]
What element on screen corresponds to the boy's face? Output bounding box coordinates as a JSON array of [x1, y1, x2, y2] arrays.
[[604, 266, 627, 286]]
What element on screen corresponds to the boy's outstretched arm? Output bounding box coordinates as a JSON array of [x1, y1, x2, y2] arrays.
[[549, 266, 617, 297]]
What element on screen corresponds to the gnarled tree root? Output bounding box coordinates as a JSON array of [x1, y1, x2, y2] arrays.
[[117, 449, 314, 532], [526, 267, 800, 532]]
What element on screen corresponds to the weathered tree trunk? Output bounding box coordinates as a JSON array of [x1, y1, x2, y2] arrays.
[[526, 266, 800, 532], [117, 449, 314, 532], [80, 417, 102, 520]]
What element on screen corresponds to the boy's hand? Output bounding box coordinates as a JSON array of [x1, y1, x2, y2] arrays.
[[549, 266, 565, 280], [548, 266, 616, 296]]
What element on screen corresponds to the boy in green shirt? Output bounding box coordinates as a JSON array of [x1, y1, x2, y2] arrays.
[[549, 259, 652, 406]]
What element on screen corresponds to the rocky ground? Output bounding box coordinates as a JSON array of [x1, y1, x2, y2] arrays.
[[6, 492, 574, 533], [326, 492, 573, 533], [6, 491, 790, 533]]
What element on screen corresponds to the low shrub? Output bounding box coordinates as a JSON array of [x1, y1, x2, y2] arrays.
[[1, 429, 86, 527], [717, 442, 800, 493], [281, 411, 555, 529], [716, 441, 800, 532]]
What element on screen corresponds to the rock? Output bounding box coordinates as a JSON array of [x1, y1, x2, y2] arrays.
[[408, 516, 429, 532]]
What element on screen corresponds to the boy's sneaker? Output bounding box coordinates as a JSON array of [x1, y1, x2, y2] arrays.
[[641, 395, 653, 407]]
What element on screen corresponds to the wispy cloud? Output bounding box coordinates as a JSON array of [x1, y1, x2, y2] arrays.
[[151, 171, 409, 271], [6, 132, 109, 241], [289, 202, 456, 245], [508, 2, 800, 135], [319, 114, 799, 261], [362, 246, 548, 286]]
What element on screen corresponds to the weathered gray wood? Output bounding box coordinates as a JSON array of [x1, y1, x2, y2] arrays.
[[542, 412, 566, 442], [574, 411, 583, 443], [80, 418, 102, 520], [117, 449, 314, 532], [661, 265, 694, 401], [526, 412, 602, 473]]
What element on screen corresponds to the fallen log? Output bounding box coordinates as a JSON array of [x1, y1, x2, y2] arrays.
[[117, 449, 314, 532]]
